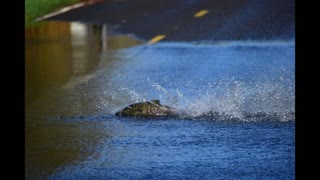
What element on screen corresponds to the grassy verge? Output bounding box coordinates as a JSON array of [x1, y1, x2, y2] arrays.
[[25, 0, 79, 27]]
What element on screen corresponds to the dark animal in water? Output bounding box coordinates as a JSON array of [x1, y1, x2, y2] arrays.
[[115, 100, 178, 117]]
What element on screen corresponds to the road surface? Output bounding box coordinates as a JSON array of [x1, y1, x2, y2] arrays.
[[46, 0, 295, 41]]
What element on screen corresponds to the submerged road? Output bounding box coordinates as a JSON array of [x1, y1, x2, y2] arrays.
[[26, 1, 295, 179], [46, 0, 295, 41]]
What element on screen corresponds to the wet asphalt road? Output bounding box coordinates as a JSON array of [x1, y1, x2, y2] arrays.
[[47, 0, 295, 41]]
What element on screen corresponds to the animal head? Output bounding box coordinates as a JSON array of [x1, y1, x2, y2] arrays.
[[115, 99, 177, 117]]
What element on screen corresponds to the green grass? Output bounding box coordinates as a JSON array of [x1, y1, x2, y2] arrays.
[[25, 0, 79, 27]]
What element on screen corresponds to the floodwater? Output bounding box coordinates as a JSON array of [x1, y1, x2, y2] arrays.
[[25, 21, 295, 179]]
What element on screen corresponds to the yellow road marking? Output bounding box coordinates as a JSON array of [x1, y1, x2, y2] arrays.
[[194, 10, 209, 18], [147, 35, 166, 44]]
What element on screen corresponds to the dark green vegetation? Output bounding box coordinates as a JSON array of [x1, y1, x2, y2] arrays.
[[25, 0, 78, 27], [115, 100, 178, 117]]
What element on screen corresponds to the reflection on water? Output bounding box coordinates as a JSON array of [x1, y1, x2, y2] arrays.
[[25, 21, 143, 178], [25, 21, 294, 179], [25, 21, 142, 108], [25, 21, 73, 108]]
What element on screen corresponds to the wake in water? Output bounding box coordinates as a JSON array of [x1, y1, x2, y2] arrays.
[[56, 75, 295, 122], [144, 79, 295, 122], [101, 41, 295, 122], [172, 111, 295, 122], [56, 40, 294, 122]]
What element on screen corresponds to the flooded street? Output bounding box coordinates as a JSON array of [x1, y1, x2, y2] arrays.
[[25, 21, 144, 178], [25, 21, 294, 179], [25, 21, 142, 109]]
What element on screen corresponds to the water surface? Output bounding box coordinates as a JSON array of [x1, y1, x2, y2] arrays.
[[25, 21, 294, 179]]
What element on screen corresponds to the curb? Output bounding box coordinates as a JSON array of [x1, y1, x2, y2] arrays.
[[36, 0, 106, 21]]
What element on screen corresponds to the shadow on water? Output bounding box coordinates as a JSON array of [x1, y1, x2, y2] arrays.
[[25, 21, 143, 178]]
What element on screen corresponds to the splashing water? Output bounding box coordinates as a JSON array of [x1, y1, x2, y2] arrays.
[[57, 41, 294, 122], [145, 78, 294, 122], [106, 41, 295, 122]]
